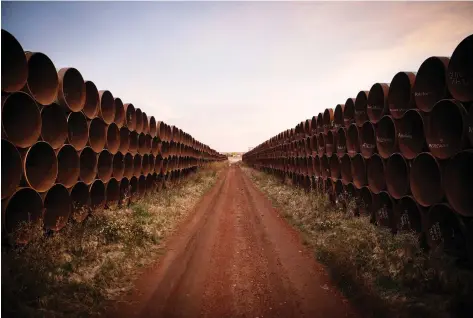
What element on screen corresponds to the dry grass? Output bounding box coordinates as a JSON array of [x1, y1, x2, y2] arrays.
[[2, 163, 225, 318], [243, 166, 473, 318]]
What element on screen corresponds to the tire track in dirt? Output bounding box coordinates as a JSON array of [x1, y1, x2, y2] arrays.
[[111, 165, 358, 318]]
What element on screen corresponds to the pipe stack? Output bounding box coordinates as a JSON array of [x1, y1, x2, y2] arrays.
[[243, 34, 473, 261], [1, 29, 225, 242]]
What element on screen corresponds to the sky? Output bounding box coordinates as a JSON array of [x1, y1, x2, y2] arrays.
[[2, 1, 472, 152]]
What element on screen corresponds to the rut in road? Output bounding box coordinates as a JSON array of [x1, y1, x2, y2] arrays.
[[113, 165, 357, 318]]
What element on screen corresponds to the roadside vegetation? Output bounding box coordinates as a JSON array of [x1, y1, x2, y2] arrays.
[[2, 162, 225, 318], [243, 166, 473, 318]]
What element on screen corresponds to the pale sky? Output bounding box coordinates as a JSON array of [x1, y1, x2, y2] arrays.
[[2, 1, 472, 152]]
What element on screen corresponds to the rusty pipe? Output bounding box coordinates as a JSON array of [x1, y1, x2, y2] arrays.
[[129, 131, 138, 154], [106, 123, 120, 154], [133, 154, 142, 176], [157, 121, 166, 141], [114, 97, 125, 128], [135, 108, 143, 133], [367, 83, 389, 124], [1, 139, 22, 199], [79, 147, 97, 185], [1, 29, 28, 92], [138, 132, 148, 154], [316, 113, 324, 134], [334, 104, 344, 130], [385, 153, 410, 199], [447, 34, 473, 102], [119, 127, 129, 153], [426, 99, 468, 159], [88, 117, 107, 153], [23, 141, 58, 192], [367, 154, 386, 194], [149, 154, 156, 173], [321, 155, 330, 179], [443, 150, 473, 217], [414, 56, 451, 111], [83, 81, 99, 119], [119, 177, 130, 206], [129, 176, 138, 201], [149, 116, 157, 138], [372, 191, 395, 231], [397, 109, 427, 160], [311, 116, 317, 134], [346, 123, 360, 157], [89, 179, 106, 209], [112, 152, 125, 180], [329, 155, 340, 180], [98, 90, 115, 124], [410, 152, 444, 207], [358, 186, 374, 217], [340, 154, 352, 185], [336, 127, 347, 157], [323, 108, 334, 133], [56, 144, 80, 188], [67, 111, 88, 151], [97, 150, 113, 183], [142, 154, 150, 175], [105, 178, 120, 209], [138, 174, 146, 198], [393, 196, 423, 234], [343, 98, 355, 127], [146, 173, 155, 194], [124, 103, 136, 131], [123, 153, 134, 179], [43, 183, 71, 231], [354, 91, 369, 127], [388, 71, 417, 119], [351, 153, 367, 189], [376, 115, 397, 159], [142, 112, 149, 134], [40, 103, 68, 149], [317, 133, 325, 156], [2, 92, 41, 148], [56, 68, 86, 112], [23, 52, 58, 105], [70, 181, 90, 222], [152, 137, 161, 156], [324, 131, 335, 157], [360, 121, 377, 159]]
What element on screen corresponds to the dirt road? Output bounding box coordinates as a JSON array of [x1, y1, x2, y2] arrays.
[[112, 165, 357, 318]]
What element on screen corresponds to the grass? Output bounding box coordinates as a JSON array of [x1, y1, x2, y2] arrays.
[[2, 162, 225, 318], [242, 166, 473, 318]]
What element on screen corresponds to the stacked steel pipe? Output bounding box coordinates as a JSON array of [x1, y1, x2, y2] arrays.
[[243, 34, 473, 261], [1, 30, 225, 241]]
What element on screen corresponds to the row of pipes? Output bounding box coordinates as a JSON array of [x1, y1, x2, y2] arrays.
[[1, 29, 226, 241], [243, 34, 473, 261]]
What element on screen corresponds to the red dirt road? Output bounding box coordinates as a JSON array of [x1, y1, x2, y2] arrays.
[[112, 165, 357, 318]]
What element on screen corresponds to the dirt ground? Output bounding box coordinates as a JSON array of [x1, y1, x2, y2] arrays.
[[110, 164, 357, 318]]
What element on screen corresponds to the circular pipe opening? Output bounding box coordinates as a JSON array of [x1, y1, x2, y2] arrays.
[[105, 178, 120, 208], [129, 176, 138, 201], [323, 108, 334, 133], [98, 90, 115, 124], [1, 139, 22, 199], [367, 83, 389, 123], [397, 109, 426, 159], [57, 68, 86, 112], [149, 154, 156, 173], [351, 153, 367, 189], [119, 127, 130, 153], [329, 155, 340, 180], [4, 188, 43, 241], [112, 152, 125, 180], [41, 103, 68, 149], [447, 35, 473, 102], [114, 97, 125, 128], [43, 184, 71, 231], [67, 111, 88, 151], [56, 144, 80, 188], [376, 115, 397, 159], [325, 131, 335, 157], [129, 131, 138, 154], [106, 123, 120, 154], [83, 81, 99, 119], [97, 150, 113, 183], [414, 56, 450, 111], [354, 91, 369, 127], [90, 179, 105, 209], [443, 150, 473, 217], [71, 181, 90, 222], [343, 98, 355, 127], [321, 155, 330, 179], [138, 133, 147, 154], [79, 147, 97, 185], [394, 196, 422, 233], [135, 108, 143, 133], [119, 177, 130, 205], [2, 92, 41, 148], [426, 99, 467, 159], [1, 29, 28, 92], [124, 103, 136, 131], [360, 121, 377, 159], [24, 52, 58, 105], [334, 104, 344, 130], [133, 154, 142, 176], [24, 141, 58, 192], [149, 116, 157, 137], [346, 123, 360, 157], [124, 153, 134, 179], [142, 112, 149, 134], [388, 71, 416, 119], [146, 173, 155, 194], [358, 186, 373, 217], [410, 152, 443, 207], [336, 128, 347, 157], [373, 191, 394, 230], [340, 154, 352, 185], [317, 113, 324, 134], [88, 117, 107, 153], [317, 133, 325, 156], [385, 153, 410, 199], [367, 154, 386, 194], [142, 154, 150, 175]]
